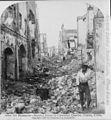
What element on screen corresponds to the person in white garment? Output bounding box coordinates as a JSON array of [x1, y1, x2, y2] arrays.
[[76, 64, 94, 110]]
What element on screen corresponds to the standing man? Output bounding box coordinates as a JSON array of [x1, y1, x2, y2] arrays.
[[76, 64, 94, 111]]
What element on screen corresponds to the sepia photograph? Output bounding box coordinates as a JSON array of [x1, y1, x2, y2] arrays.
[[0, 0, 110, 118]]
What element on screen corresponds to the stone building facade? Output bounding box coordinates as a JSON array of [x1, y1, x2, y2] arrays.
[[40, 33, 48, 57], [58, 24, 77, 56], [77, 4, 105, 109], [0, 1, 40, 85], [48, 46, 57, 57]]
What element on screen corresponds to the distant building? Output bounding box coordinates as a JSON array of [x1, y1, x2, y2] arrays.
[[58, 24, 77, 56], [40, 33, 48, 57], [48, 46, 57, 57], [0, 1, 40, 83]]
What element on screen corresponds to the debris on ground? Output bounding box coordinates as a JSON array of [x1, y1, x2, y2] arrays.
[[1, 55, 97, 114]]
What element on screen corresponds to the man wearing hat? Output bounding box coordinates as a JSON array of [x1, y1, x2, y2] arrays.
[[76, 64, 94, 111]]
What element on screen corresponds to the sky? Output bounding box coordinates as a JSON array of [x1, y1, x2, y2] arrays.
[[36, 0, 109, 48], [37, 1, 87, 47], [0, 0, 109, 48]]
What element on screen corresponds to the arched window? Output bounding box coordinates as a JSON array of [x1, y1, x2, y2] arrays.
[[28, 10, 35, 24]]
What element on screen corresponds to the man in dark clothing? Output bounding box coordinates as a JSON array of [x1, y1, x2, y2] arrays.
[[76, 64, 94, 110]]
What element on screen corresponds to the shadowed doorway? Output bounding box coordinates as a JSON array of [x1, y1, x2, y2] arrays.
[[18, 44, 26, 79], [3, 47, 14, 80]]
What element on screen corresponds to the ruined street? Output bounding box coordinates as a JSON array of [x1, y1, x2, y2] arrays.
[[1, 53, 98, 114], [0, 1, 105, 115]]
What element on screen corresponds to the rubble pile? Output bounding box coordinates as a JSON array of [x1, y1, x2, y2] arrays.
[[1, 71, 96, 114], [1, 75, 79, 114], [47, 71, 96, 113], [48, 74, 81, 114], [1, 56, 96, 114], [61, 59, 80, 74]]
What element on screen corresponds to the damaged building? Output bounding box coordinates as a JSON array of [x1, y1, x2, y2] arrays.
[[77, 4, 105, 109], [0, 1, 40, 86], [0, 1, 108, 114], [40, 33, 48, 57], [58, 24, 77, 57], [48, 46, 57, 57]]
